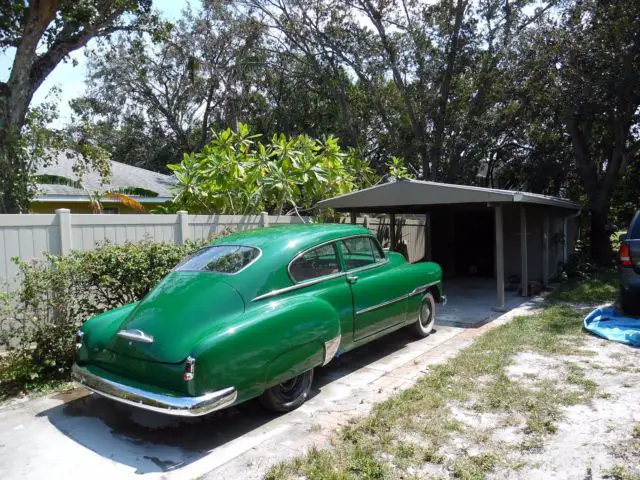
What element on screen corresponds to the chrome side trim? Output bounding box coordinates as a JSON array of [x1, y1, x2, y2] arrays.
[[117, 329, 154, 344], [322, 334, 341, 366], [345, 258, 389, 274], [355, 281, 440, 316], [252, 271, 347, 302], [72, 363, 237, 417], [356, 293, 408, 315]]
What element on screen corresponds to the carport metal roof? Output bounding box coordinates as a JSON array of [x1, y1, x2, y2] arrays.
[[316, 179, 581, 212]]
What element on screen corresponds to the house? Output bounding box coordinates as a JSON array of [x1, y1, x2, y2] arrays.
[[30, 151, 176, 214]]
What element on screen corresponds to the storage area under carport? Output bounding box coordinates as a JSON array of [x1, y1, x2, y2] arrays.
[[317, 179, 582, 313]]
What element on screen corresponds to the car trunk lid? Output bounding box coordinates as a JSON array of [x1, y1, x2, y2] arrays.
[[105, 272, 245, 364]]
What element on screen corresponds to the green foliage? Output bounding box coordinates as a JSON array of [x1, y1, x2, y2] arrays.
[[0, 239, 208, 398], [168, 123, 376, 215]]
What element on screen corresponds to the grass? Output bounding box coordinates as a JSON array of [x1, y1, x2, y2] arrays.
[[266, 273, 618, 480], [551, 270, 617, 304]]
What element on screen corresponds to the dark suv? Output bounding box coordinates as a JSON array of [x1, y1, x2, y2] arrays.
[[619, 210, 640, 315]]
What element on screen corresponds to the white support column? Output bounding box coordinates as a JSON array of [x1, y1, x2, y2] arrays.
[[362, 214, 369, 229], [177, 210, 190, 244], [495, 205, 505, 310], [542, 213, 550, 287], [260, 211, 269, 228], [56, 208, 72, 255], [520, 206, 528, 296]]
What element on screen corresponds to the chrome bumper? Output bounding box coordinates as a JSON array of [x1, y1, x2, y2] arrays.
[[71, 363, 237, 417]]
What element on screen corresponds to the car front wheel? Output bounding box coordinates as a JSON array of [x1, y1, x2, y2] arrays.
[[259, 369, 314, 412], [411, 292, 436, 338]]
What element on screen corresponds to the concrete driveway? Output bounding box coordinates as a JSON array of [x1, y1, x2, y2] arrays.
[[0, 296, 535, 480]]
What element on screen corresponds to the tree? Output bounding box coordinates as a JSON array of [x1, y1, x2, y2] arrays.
[[0, 0, 159, 213], [509, 0, 640, 264], [72, 1, 266, 167], [168, 123, 378, 215]]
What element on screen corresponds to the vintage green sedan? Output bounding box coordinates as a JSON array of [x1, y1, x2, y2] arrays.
[[72, 224, 445, 416]]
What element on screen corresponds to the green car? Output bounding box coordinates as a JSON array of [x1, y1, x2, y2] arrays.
[[72, 224, 445, 416]]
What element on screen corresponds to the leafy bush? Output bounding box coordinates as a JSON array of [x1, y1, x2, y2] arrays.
[[0, 239, 210, 398]]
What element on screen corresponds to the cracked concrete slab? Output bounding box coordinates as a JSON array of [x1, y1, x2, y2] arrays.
[[0, 292, 540, 480]]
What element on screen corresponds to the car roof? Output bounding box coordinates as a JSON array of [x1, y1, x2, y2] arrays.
[[211, 223, 372, 252], [207, 223, 375, 301]]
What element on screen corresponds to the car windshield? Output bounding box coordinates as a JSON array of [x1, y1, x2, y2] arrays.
[[174, 245, 260, 274]]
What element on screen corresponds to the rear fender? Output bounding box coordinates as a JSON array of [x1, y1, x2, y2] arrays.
[[190, 295, 340, 400], [78, 303, 138, 362]]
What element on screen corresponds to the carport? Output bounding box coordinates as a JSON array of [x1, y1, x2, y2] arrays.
[[317, 179, 582, 311]]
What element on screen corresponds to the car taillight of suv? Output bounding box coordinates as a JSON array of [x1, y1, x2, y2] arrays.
[[619, 243, 632, 267]]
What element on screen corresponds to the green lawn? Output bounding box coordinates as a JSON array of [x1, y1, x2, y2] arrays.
[[266, 273, 620, 480]]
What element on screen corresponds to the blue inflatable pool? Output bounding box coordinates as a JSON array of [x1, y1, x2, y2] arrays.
[[583, 306, 640, 347]]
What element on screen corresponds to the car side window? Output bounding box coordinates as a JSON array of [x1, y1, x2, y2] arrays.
[[340, 236, 379, 270], [290, 243, 340, 283], [370, 237, 385, 261]]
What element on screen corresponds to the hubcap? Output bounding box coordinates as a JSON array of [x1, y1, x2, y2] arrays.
[[277, 375, 305, 401], [420, 298, 433, 330]]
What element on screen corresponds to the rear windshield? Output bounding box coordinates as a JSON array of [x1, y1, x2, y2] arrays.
[[174, 245, 260, 274]]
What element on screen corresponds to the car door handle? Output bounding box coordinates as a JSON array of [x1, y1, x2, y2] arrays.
[[347, 276, 359, 285]]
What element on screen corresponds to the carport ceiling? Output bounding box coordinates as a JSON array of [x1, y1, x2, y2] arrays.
[[316, 179, 581, 213]]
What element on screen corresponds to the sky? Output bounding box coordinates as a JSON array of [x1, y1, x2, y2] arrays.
[[0, 0, 188, 127]]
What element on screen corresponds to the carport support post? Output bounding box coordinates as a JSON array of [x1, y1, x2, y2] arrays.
[[542, 213, 550, 287], [520, 206, 528, 296], [494, 205, 505, 310], [350, 211, 357, 224], [390, 213, 397, 251]]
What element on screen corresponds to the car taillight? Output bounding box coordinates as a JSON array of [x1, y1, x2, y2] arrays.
[[75, 330, 84, 350], [620, 243, 632, 267], [184, 356, 196, 381]]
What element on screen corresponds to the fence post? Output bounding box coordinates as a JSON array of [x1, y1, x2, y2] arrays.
[[177, 210, 190, 244], [56, 208, 72, 255], [260, 211, 269, 228]]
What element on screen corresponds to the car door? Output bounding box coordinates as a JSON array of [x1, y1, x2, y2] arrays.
[[288, 241, 354, 345], [339, 236, 408, 341]]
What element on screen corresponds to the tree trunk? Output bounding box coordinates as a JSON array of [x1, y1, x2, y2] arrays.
[[589, 206, 612, 266]]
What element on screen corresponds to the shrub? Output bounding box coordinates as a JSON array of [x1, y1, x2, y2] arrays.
[[0, 238, 211, 398]]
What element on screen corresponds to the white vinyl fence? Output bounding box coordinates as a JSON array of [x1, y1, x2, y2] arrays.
[[0, 209, 308, 290], [0, 209, 425, 290]]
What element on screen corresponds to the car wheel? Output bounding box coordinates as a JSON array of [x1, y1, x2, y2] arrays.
[[411, 292, 436, 338], [259, 369, 314, 413], [620, 288, 639, 316]]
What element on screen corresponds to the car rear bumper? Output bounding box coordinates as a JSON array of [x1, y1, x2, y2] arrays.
[[71, 363, 237, 417]]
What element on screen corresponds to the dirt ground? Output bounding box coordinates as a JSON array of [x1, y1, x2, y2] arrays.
[[458, 335, 640, 479]]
